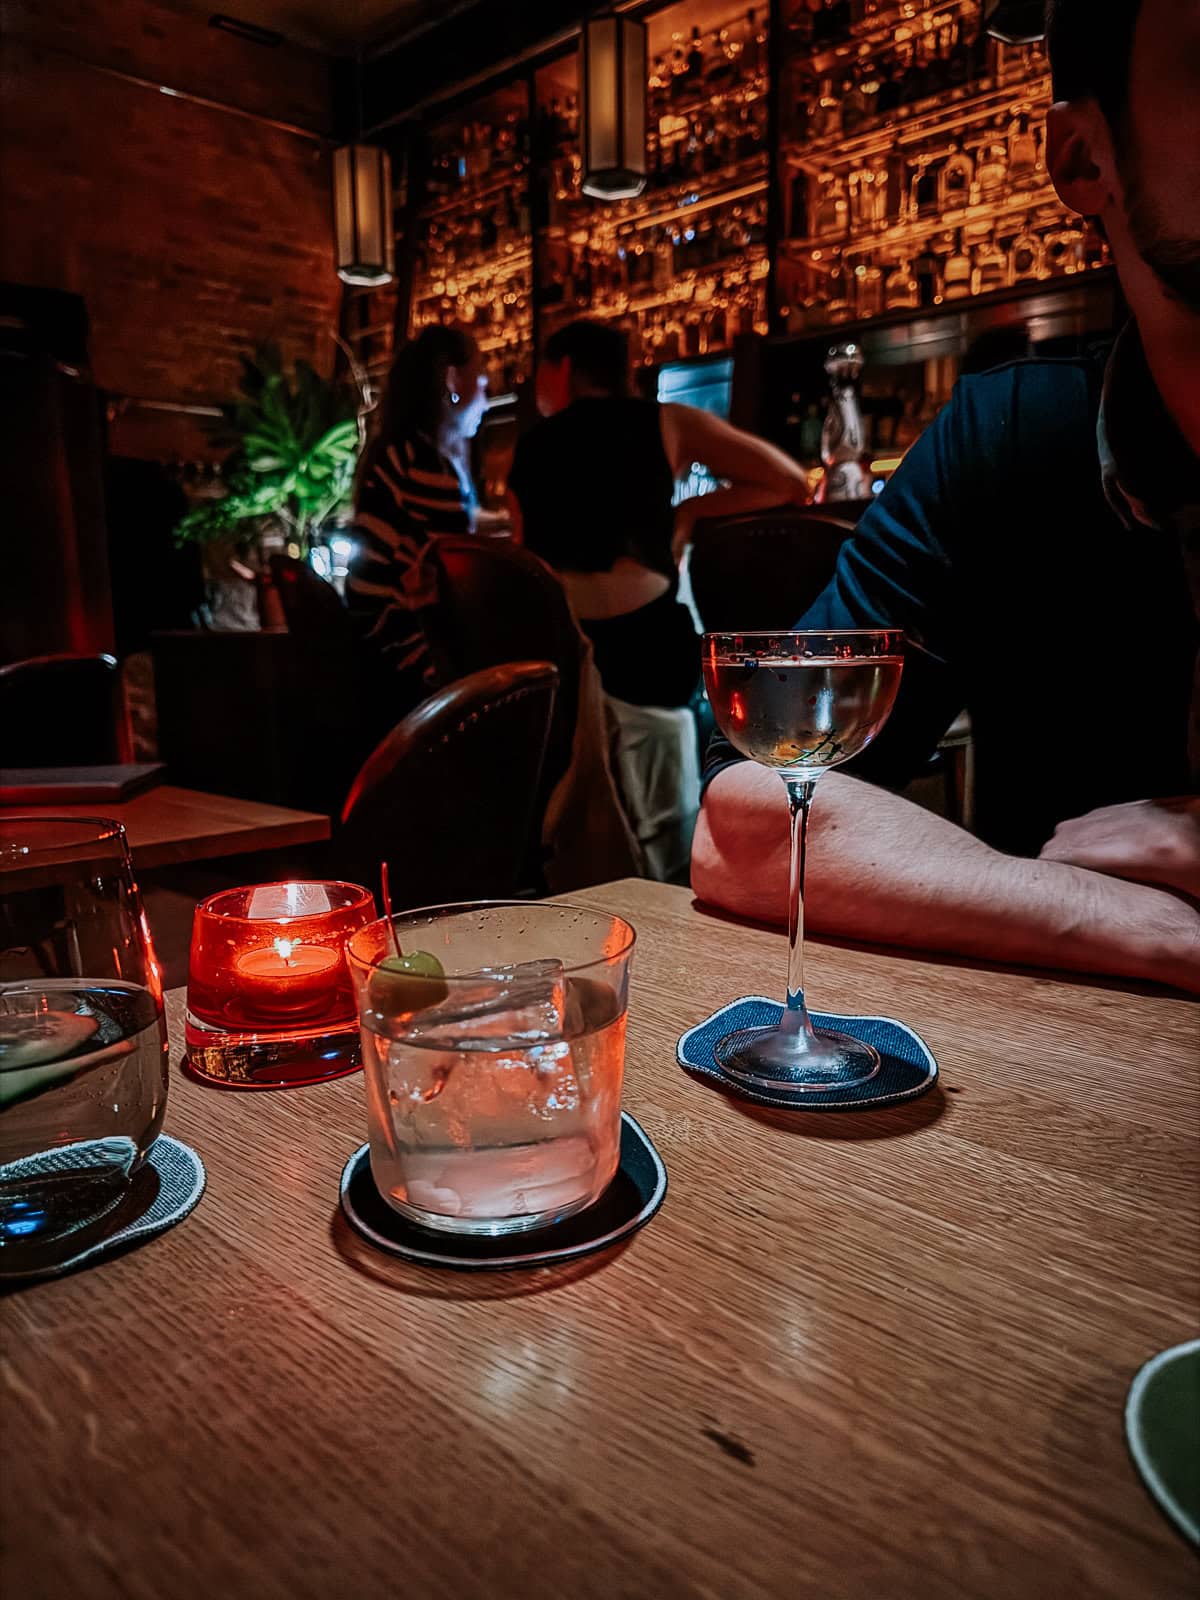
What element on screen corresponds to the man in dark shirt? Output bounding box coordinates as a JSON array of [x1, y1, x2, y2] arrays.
[[693, 0, 1200, 991]]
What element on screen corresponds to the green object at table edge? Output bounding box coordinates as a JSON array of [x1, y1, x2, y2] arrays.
[[1125, 1338, 1200, 1548]]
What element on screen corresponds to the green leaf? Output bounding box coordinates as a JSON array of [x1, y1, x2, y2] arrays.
[[176, 340, 364, 551]]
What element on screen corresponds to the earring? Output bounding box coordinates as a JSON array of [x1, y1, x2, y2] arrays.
[[450, 391, 460, 404]]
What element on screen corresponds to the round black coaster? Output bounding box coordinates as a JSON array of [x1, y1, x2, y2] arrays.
[[339, 1112, 667, 1271]]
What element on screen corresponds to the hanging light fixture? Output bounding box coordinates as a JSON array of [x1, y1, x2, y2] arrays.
[[333, 143, 394, 286], [580, 12, 647, 202]]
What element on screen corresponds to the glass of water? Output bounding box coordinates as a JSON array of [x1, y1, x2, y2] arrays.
[[0, 818, 169, 1271], [347, 901, 635, 1237]]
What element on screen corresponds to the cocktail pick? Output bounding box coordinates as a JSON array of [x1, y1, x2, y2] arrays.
[[380, 861, 402, 959]]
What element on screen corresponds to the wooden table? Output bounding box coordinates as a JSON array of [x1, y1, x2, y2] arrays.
[[2, 880, 1196, 1599], [0, 784, 329, 868]]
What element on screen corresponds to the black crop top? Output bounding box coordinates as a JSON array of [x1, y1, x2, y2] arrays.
[[508, 397, 676, 578]]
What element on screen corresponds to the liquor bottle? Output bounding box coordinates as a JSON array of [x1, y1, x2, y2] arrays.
[[946, 19, 971, 87], [909, 154, 940, 221], [547, 101, 565, 155], [1082, 219, 1107, 270], [542, 255, 566, 307], [702, 120, 722, 174], [943, 231, 972, 300], [828, 0, 852, 42], [924, 25, 949, 99], [821, 342, 872, 500], [885, 155, 906, 225], [698, 213, 718, 265], [653, 230, 674, 290], [899, 41, 927, 106], [974, 230, 1009, 293], [661, 312, 682, 363], [914, 242, 940, 307], [789, 0, 817, 47], [862, 161, 889, 230], [884, 257, 920, 310], [815, 171, 849, 236], [859, 52, 882, 116], [975, 122, 1009, 201], [1044, 222, 1083, 276], [856, 260, 884, 318], [817, 77, 841, 138], [1009, 216, 1044, 281], [745, 9, 766, 81], [939, 140, 974, 212], [788, 171, 810, 239], [825, 255, 852, 324], [687, 26, 705, 82], [707, 29, 736, 91], [876, 54, 901, 115], [969, 21, 993, 88], [1008, 112, 1039, 189], [841, 66, 868, 134], [669, 47, 689, 102], [735, 103, 761, 160], [847, 167, 868, 231], [929, 227, 957, 263]]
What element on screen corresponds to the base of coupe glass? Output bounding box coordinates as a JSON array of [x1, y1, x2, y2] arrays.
[[714, 1023, 881, 1093]]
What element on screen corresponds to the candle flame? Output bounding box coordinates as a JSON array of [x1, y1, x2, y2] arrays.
[[274, 936, 300, 962]]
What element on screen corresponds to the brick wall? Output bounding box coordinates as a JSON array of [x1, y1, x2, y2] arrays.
[[1, 0, 342, 460]]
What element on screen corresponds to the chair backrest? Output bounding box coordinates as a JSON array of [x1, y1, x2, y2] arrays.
[[267, 554, 396, 807], [807, 497, 875, 526], [337, 660, 559, 908], [420, 537, 582, 796], [0, 653, 129, 766], [269, 554, 361, 649], [688, 507, 857, 634]]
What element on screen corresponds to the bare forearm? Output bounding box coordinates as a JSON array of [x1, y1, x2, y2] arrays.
[[692, 765, 1200, 991], [691, 483, 800, 525], [661, 404, 807, 501]]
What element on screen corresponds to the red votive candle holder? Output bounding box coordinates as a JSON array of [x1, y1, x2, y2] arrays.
[[185, 881, 375, 1088]]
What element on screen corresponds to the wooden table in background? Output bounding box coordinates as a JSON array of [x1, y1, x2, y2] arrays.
[[2, 880, 1196, 1599], [0, 784, 329, 868]]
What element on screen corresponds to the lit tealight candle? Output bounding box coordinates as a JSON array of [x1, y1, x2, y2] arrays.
[[233, 936, 341, 1016]]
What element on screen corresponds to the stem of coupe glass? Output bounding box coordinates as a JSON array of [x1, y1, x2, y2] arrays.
[[780, 771, 819, 1040]]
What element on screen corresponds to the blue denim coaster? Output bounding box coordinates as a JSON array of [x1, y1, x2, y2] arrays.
[[678, 996, 938, 1110], [2, 1134, 207, 1284]]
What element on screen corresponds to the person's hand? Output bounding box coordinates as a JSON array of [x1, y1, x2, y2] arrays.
[[1039, 797, 1200, 900], [1106, 874, 1200, 993]]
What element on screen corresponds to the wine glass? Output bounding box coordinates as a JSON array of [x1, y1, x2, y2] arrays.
[[702, 629, 904, 1092]]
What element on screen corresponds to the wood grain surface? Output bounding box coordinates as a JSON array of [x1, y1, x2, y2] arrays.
[[2, 879, 1197, 1599], [0, 785, 329, 868]]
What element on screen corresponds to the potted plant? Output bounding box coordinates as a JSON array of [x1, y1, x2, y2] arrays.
[[176, 344, 365, 627]]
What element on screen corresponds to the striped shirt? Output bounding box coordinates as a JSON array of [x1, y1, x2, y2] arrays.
[[345, 432, 470, 709]]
